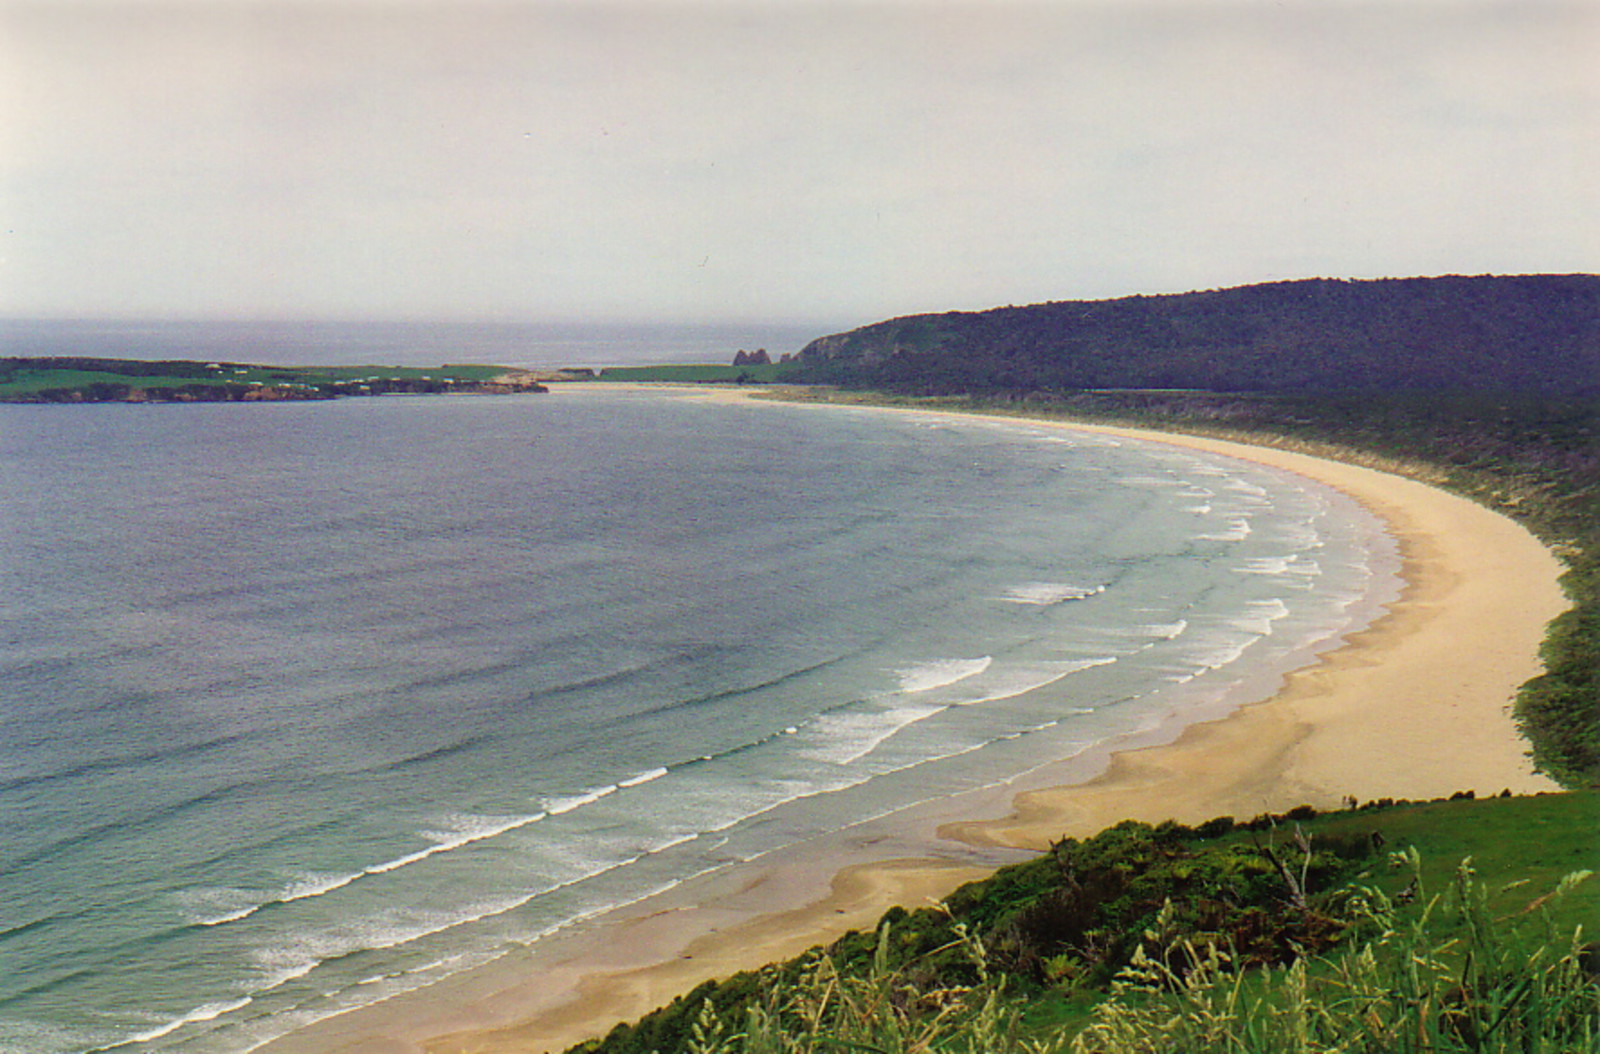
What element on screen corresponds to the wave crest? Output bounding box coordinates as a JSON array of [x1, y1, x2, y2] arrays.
[[999, 582, 1105, 606], [895, 656, 993, 694]]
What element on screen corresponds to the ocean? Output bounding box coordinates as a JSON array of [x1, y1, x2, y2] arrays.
[[0, 319, 831, 372], [0, 381, 1396, 1053]]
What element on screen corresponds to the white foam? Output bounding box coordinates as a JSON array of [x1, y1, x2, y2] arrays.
[[1000, 582, 1105, 606], [1142, 619, 1188, 640], [232, 956, 484, 1054], [255, 958, 318, 991], [0, 1020, 109, 1054], [1195, 517, 1252, 542], [363, 844, 440, 875], [1186, 636, 1260, 672], [1197, 645, 1254, 671], [281, 870, 364, 904], [618, 767, 669, 788], [257, 898, 524, 986], [1117, 475, 1187, 488], [1236, 555, 1293, 575], [110, 998, 253, 1048], [1228, 598, 1291, 636], [807, 704, 943, 765], [193, 868, 370, 925], [196, 809, 552, 926], [546, 786, 618, 815], [650, 831, 699, 854], [178, 885, 263, 928], [279, 871, 349, 900], [810, 657, 1116, 765], [1279, 521, 1324, 551], [1235, 555, 1321, 578], [701, 777, 842, 837], [251, 870, 639, 1000], [946, 657, 1118, 707], [193, 903, 261, 927], [347, 830, 715, 954], [368, 812, 547, 873], [895, 656, 993, 694]]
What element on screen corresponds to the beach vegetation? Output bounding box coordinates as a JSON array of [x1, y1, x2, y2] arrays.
[[1064, 851, 1598, 1054], [568, 792, 1599, 1054], [671, 859, 1598, 1054]]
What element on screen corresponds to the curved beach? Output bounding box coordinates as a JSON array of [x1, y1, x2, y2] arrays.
[[279, 394, 1567, 1054], [942, 419, 1568, 848]]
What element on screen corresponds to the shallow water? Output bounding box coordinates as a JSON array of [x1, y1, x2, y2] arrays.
[[0, 388, 1394, 1052]]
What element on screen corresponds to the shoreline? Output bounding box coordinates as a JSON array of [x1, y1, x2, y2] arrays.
[[938, 417, 1565, 848], [273, 387, 1568, 1054]]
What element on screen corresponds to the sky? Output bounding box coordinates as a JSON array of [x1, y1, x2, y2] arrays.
[[0, 0, 1594, 327]]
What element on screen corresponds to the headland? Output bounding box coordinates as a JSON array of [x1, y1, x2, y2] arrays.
[[0, 357, 550, 402]]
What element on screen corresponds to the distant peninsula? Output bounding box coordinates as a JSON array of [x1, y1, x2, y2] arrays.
[[0, 357, 550, 403]]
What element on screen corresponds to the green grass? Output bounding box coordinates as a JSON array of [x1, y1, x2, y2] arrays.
[[0, 367, 212, 394], [0, 359, 516, 400], [673, 871, 1597, 1054], [1065, 861, 1598, 1054], [570, 793, 1598, 1054], [1314, 794, 1600, 922]]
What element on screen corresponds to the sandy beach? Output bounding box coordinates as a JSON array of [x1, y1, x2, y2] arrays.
[[275, 390, 1568, 1054]]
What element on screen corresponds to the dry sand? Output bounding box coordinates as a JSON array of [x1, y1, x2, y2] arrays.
[[278, 389, 1568, 1054]]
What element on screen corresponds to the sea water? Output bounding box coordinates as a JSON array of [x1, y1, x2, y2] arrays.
[[0, 319, 828, 372], [0, 387, 1396, 1053]]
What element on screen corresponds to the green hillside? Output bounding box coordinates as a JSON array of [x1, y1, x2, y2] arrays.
[[794, 275, 1599, 395], [571, 792, 1598, 1054]]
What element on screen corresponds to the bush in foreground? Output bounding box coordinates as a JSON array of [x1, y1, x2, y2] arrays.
[[670, 850, 1596, 1054]]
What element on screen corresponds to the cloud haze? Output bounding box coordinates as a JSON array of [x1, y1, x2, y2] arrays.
[[1, 0, 1594, 323]]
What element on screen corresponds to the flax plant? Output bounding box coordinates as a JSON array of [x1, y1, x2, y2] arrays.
[[1070, 850, 1598, 1054], [682, 920, 1069, 1054], [670, 852, 1594, 1054]]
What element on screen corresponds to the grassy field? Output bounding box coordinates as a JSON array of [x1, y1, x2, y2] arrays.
[[0, 359, 518, 400]]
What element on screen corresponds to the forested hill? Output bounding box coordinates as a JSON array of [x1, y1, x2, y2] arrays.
[[795, 275, 1600, 394]]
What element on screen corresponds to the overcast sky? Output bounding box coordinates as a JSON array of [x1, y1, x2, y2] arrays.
[[1, 0, 1594, 325]]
